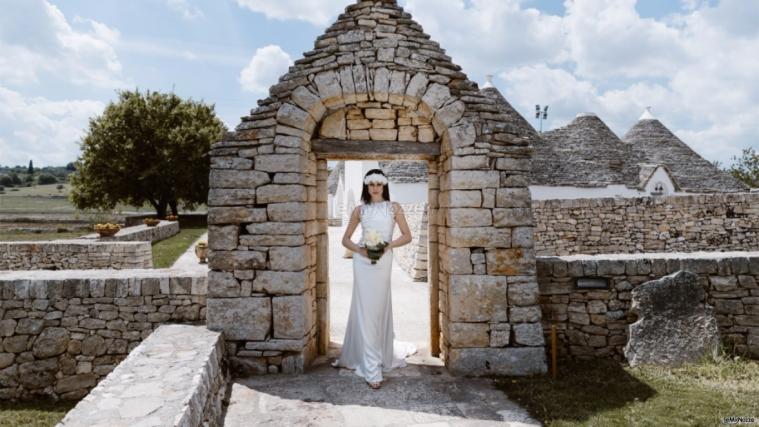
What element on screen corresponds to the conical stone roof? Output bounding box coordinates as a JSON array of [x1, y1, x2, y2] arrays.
[[535, 113, 640, 188], [623, 117, 747, 193]]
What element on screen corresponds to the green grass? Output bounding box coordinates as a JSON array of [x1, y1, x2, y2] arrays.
[[0, 230, 86, 241], [496, 356, 759, 427], [152, 227, 207, 268], [0, 400, 76, 427]]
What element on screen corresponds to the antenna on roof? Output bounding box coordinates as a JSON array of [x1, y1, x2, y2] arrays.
[[535, 104, 549, 133], [482, 75, 494, 89]]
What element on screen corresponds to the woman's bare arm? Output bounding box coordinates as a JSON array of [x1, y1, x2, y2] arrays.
[[388, 202, 413, 250], [342, 206, 367, 256]]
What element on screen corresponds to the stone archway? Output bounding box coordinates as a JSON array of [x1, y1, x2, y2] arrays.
[[206, 0, 546, 377]]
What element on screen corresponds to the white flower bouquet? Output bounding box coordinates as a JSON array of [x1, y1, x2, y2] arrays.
[[364, 229, 388, 264]]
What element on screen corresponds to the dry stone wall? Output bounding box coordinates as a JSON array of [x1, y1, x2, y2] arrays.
[[393, 202, 428, 281], [536, 252, 759, 361], [534, 192, 759, 256], [0, 241, 152, 271], [0, 269, 206, 400], [207, 0, 545, 376], [79, 220, 179, 243]]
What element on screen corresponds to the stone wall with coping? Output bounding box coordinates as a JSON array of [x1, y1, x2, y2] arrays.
[[394, 202, 428, 281], [58, 324, 227, 427], [533, 192, 759, 256], [80, 220, 180, 243], [0, 269, 207, 400], [536, 252, 759, 360], [0, 241, 152, 271]]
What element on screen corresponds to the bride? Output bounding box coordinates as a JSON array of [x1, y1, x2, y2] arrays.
[[331, 169, 418, 389]]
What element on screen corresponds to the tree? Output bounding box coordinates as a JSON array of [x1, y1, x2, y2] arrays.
[[65, 162, 76, 171], [0, 176, 12, 187], [728, 148, 759, 189], [28, 160, 34, 175], [70, 89, 226, 217], [38, 173, 58, 185]]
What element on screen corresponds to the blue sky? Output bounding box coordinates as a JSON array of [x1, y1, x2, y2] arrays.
[[1, 0, 757, 167]]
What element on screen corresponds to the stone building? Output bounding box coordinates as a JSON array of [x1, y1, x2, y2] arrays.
[[530, 109, 747, 199], [207, 0, 547, 376]]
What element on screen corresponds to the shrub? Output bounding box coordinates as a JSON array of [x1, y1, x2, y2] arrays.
[[38, 173, 58, 185]]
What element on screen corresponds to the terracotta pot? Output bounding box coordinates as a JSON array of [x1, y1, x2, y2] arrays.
[[195, 243, 208, 264]]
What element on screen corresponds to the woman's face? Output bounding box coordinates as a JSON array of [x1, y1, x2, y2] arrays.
[[368, 182, 384, 199]]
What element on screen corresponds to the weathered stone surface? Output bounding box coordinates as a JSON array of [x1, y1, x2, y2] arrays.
[[207, 189, 257, 206], [507, 280, 540, 306], [276, 103, 314, 131], [446, 209, 492, 227], [435, 100, 465, 128], [32, 327, 69, 358], [513, 323, 545, 346], [487, 248, 536, 276], [422, 83, 451, 111], [207, 297, 271, 341], [240, 234, 305, 247], [209, 250, 266, 271], [209, 271, 240, 298], [370, 128, 398, 140], [510, 306, 542, 323], [448, 323, 489, 348], [447, 227, 511, 248], [255, 155, 307, 173], [496, 188, 531, 208], [267, 203, 315, 222], [269, 246, 310, 271], [0, 353, 13, 370], [273, 294, 313, 339], [208, 207, 266, 225], [447, 123, 476, 150], [319, 110, 346, 139], [0, 320, 16, 337], [405, 72, 429, 101], [624, 270, 719, 367], [446, 170, 500, 190], [440, 190, 482, 208], [292, 86, 326, 120], [449, 275, 508, 322], [253, 271, 309, 295], [210, 170, 270, 189], [447, 347, 547, 376], [55, 373, 97, 394], [18, 358, 58, 388], [445, 248, 472, 274], [493, 208, 533, 227], [256, 185, 308, 204], [209, 225, 238, 250], [246, 222, 305, 235]]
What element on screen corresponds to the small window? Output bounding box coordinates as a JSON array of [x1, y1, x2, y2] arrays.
[[576, 277, 608, 289]]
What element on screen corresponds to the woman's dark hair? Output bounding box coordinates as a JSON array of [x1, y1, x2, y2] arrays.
[[360, 169, 391, 204]]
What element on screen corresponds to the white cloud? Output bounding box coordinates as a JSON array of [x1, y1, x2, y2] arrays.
[[235, 0, 346, 26], [239, 45, 293, 94], [0, 0, 125, 88], [166, 0, 204, 20], [0, 86, 104, 166]]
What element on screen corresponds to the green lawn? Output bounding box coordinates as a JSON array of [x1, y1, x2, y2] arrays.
[[0, 400, 76, 427], [496, 356, 759, 427], [152, 227, 207, 268]]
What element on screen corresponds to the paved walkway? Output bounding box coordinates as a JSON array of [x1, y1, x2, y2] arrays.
[[223, 226, 540, 426], [170, 232, 208, 272]]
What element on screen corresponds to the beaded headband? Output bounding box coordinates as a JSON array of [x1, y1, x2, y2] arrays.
[[363, 173, 388, 185]]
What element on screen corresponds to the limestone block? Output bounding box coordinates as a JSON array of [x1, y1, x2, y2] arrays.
[[209, 250, 266, 271], [448, 323, 489, 348], [370, 128, 398, 140], [493, 208, 533, 227], [625, 270, 720, 367], [3, 335, 28, 353], [253, 271, 309, 295], [365, 109, 396, 120], [0, 353, 13, 370], [446, 170, 500, 190], [210, 170, 270, 189], [319, 110, 346, 139], [434, 100, 465, 129], [446, 209, 492, 227], [207, 189, 257, 206], [421, 83, 451, 111], [209, 271, 240, 297], [352, 65, 369, 102], [350, 130, 370, 140], [291, 86, 326, 121], [510, 306, 542, 323], [246, 222, 305, 235], [270, 246, 310, 271], [388, 70, 407, 105], [372, 119, 396, 129], [15, 318, 43, 334], [339, 66, 357, 104], [513, 323, 545, 346], [451, 155, 488, 170], [373, 67, 391, 102], [209, 225, 238, 250], [405, 72, 429, 102], [267, 202, 315, 222], [449, 275, 508, 322], [418, 126, 435, 143], [276, 103, 314, 132], [273, 294, 314, 339], [496, 158, 531, 172], [208, 207, 266, 225], [347, 119, 372, 130], [32, 327, 69, 358], [447, 347, 547, 376], [398, 126, 417, 142], [254, 154, 308, 173], [445, 247, 473, 274], [440, 190, 482, 208], [511, 227, 534, 249], [338, 29, 364, 44], [447, 227, 511, 248], [314, 71, 342, 106], [240, 235, 306, 247], [256, 185, 308, 204], [496, 188, 531, 208], [18, 359, 57, 388], [207, 297, 271, 341], [490, 324, 511, 347], [211, 157, 253, 170], [507, 280, 540, 306], [0, 320, 16, 337], [486, 248, 535, 276]]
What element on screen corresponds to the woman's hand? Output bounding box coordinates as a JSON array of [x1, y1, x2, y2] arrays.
[[360, 248, 369, 258]]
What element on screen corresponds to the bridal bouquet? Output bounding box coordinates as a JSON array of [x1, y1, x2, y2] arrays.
[[364, 229, 388, 264]]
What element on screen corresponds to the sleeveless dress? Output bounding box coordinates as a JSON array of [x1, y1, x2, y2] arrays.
[[332, 201, 417, 383]]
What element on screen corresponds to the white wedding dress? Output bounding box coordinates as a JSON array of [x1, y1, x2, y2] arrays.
[[332, 200, 417, 383]]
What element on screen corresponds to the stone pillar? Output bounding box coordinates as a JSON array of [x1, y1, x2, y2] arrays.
[[428, 160, 441, 356], [316, 160, 331, 355]]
